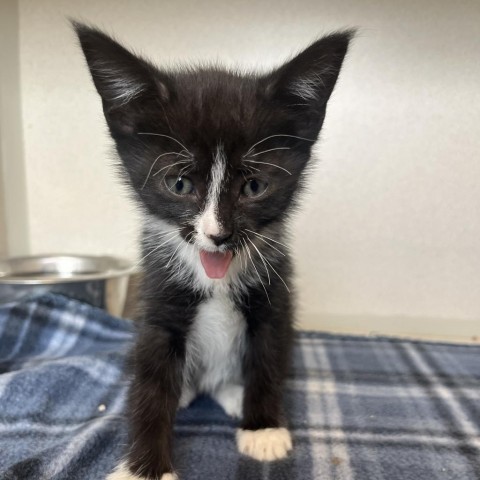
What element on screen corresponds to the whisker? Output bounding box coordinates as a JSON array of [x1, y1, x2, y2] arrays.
[[237, 241, 246, 271], [262, 255, 291, 292], [244, 134, 316, 157], [243, 160, 292, 175], [141, 152, 189, 190], [233, 245, 241, 270], [189, 236, 196, 268], [137, 231, 179, 266], [240, 171, 248, 183], [248, 147, 291, 157], [243, 164, 260, 174], [245, 229, 289, 249], [143, 228, 182, 242], [165, 233, 192, 269], [178, 164, 194, 177], [152, 160, 192, 178], [237, 238, 247, 272], [241, 244, 248, 272], [246, 236, 271, 285], [165, 243, 182, 269], [250, 233, 285, 257], [243, 238, 271, 305], [137, 132, 192, 155]]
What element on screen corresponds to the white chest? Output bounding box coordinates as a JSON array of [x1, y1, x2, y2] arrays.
[[185, 288, 246, 393]]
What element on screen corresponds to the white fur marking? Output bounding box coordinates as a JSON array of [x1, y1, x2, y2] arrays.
[[237, 428, 293, 461], [184, 289, 246, 394], [179, 384, 196, 409], [201, 202, 221, 238], [106, 462, 178, 480], [196, 144, 226, 247], [213, 384, 244, 418], [208, 144, 227, 211]]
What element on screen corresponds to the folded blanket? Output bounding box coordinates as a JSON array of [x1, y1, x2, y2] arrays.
[[0, 294, 479, 479]]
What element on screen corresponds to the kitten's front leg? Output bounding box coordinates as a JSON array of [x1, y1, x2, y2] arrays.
[[237, 291, 294, 461], [107, 328, 184, 480]]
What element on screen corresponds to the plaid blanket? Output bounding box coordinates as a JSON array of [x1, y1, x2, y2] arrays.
[[0, 294, 479, 480]]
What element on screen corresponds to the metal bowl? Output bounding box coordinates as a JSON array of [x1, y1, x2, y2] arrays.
[[0, 254, 135, 317]]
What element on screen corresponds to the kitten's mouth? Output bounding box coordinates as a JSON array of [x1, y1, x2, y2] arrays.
[[200, 250, 233, 279]]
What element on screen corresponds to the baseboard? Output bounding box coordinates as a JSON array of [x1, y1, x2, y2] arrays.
[[299, 313, 480, 344]]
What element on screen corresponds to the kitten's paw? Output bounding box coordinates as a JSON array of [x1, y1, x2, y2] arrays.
[[106, 462, 143, 480], [106, 462, 178, 480], [237, 428, 292, 461], [214, 384, 244, 418]]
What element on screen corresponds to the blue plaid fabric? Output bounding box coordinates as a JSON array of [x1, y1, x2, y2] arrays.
[[0, 294, 479, 479]]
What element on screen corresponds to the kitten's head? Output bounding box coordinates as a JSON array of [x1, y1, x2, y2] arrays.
[[74, 22, 353, 279]]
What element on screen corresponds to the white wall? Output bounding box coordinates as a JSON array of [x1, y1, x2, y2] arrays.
[[13, 0, 480, 338]]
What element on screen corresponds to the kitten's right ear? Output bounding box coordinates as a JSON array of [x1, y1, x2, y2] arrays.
[[263, 30, 355, 138], [72, 21, 172, 134]]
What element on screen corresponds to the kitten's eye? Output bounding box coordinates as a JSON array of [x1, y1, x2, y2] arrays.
[[242, 178, 268, 198], [165, 176, 194, 196]]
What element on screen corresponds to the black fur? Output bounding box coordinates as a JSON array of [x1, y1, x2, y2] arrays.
[[74, 21, 352, 478]]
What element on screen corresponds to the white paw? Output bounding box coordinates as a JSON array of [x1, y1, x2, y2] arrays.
[[106, 462, 143, 480], [213, 384, 244, 418], [237, 428, 293, 461], [106, 462, 178, 480]]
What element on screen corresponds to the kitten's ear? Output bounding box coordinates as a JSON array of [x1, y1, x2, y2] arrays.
[[73, 21, 172, 135], [264, 30, 355, 136]]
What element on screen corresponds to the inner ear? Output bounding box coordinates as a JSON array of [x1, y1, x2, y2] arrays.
[[155, 78, 170, 103], [102, 73, 173, 135]]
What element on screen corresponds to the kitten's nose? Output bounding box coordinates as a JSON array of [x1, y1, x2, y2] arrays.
[[207, 232, 232, 246]]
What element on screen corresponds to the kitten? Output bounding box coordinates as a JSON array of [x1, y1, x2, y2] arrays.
[[74, 22, 353, 480]]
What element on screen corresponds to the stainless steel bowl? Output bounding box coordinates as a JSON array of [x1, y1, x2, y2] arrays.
[[0, 254, 135, 316]]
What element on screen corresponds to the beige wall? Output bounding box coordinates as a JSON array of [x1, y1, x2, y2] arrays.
[[12, 0, 480, 337], [0, 166, 6, 258], [0, 0, 29, 257], [0, 97, 6, 257]]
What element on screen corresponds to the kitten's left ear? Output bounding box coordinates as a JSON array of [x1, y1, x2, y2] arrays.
[[264, 30, 355, 136]]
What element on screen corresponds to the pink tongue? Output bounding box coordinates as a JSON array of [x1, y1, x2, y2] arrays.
[[200, 250, 233, 279]]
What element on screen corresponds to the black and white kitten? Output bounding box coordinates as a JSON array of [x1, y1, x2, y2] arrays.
[[74, 22, 352, 480]]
